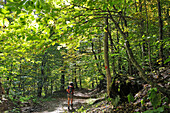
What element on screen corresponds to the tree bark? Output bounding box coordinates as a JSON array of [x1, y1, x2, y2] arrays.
[[104, 16, 112, 97], [37, 61, 44, 97], [74, 63, 78, 89], [74, 76, 78, 89], [108, 28, 116, 76], [79, 68, 82, 89], [144, 0, 153, 71], [127, 52, 133, 75], [50, 79, 53, 95], [139, 0, 147, 68], [0, 78, 5, 100], [157, 0, 164, 66], [37, 53, 46, 97], [60, 60, 65, 90], [116, 30, 121, 74], [91, 40, 105, 78], [44, 71, 49, 97]]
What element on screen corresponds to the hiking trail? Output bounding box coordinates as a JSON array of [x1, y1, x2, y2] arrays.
[[22, 89, 99, 113]]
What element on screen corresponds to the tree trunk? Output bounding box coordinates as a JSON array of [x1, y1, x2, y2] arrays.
[[60, 60, 65, 90], [0, 78, 5, 100], [50, 79, 53, 95], [104, 16, 112, 97], [37, 62, 44, 97], [60, 74, 65, 90], [127, 52, 133, 75], [108, 27, 116, 76], [79, 68, 82, 89], [139, 0, 147, 69], [92, 78, 94, 89], [144, 0, 153, 71], [108, 8, 170, 98], [44, 75, 48, 97], [91, 40, 105, 78], [116, 30, 121, 74], [74, 77, 78, 89], [157, 0, 164, 66], [44, 66, 50, 97], [19, 59, 22, 89], [74, 66, 78, 89], [37, 53, 46, 97]]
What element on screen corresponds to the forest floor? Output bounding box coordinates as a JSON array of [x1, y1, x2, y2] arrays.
[[22, 89, 106, 113], [1, 68, 169, 113], [24, 85, 169, 113], [21, 68, 170, 113]]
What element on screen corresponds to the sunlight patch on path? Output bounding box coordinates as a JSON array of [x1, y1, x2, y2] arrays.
[[32, 98, 89, 113]]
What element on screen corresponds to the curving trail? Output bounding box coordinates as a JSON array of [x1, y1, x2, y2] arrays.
[[30, 90, 98, 113], [32, 98, 88, 113]]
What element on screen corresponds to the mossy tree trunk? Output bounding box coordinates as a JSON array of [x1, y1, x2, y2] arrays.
[[104, 16, 112, 97]]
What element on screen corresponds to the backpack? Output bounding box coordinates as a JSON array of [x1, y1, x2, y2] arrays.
[[67, 85, 73, 94]]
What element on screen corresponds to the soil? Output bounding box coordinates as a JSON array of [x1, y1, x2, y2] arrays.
[[22, 89, 101, 113], [30, 98, 87, 113]]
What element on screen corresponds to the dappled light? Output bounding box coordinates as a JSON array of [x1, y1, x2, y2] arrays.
[[0, 0, 169, 112]]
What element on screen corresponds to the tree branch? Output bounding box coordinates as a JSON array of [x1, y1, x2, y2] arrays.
[[107, 8, 170, 98]]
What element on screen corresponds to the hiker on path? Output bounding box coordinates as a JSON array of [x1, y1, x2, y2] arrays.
[[66, 82, 74, 110]]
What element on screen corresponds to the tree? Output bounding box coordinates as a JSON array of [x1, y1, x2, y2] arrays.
[[104, 16, 112, 96], [157, 0, 164, 66], [0, 0, 169, 102]]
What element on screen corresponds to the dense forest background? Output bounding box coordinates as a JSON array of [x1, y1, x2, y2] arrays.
[[0, 0, 169, 112]]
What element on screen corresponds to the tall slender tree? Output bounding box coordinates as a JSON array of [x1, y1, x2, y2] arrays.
[[104, 16, 112, 96], [157, 0, 164, 66]]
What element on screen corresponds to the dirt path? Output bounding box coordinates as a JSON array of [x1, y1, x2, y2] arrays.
[[32, 98, 67, 113], [29, 90, 98, 113], [32, 98, 88, 113]]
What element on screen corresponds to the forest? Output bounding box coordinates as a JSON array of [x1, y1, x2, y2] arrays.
[[0, 0, 169, 112]]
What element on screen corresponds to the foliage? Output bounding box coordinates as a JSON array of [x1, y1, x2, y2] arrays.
[[0, 0, 169, 112], [127, 93, 134, 103], [148, 88, 161, 108], [143, 107, 164, 113], [9, 108, 21, 113], [108, 95, 120, 107], [77, 106, 86, 112], [164, 56, 170, 64]]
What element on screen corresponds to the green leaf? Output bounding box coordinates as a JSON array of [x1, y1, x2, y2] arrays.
[[109, 1, 114, 6], [103, 4, 108, 10], [164, 56, 170, 64], [141, 99, 144, 105], [1, 8, 10, 14], [127, 93, 134, 103], [111, 53, 119, 57], [148, 88, 161, 108], [143, 107, 164, 113]]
